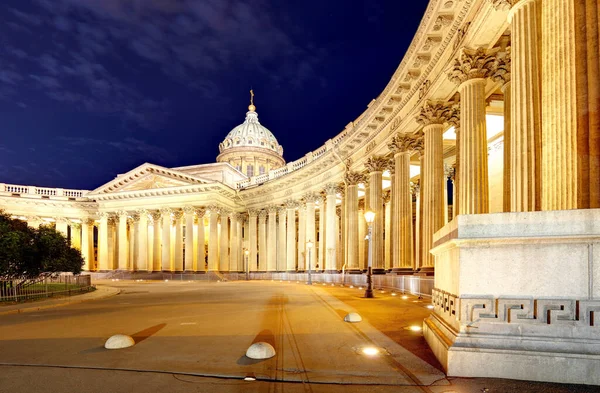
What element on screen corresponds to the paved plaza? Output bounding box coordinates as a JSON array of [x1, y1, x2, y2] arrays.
[[0, 280, 596, 392]]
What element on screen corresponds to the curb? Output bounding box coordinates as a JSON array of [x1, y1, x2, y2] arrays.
[[0, 285, 121, 316]]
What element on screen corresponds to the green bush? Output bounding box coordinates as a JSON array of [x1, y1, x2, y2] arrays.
[[0, 210, 83, 279]]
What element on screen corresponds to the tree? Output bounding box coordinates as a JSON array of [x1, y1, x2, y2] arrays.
[[0, 210, 84, 279]]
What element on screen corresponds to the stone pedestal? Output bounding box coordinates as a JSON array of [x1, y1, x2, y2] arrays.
[[424, 209, 600, 385]]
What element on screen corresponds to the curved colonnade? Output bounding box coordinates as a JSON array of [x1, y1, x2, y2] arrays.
[[2, 0, 600, 385]]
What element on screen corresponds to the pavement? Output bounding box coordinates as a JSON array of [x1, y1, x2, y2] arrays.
[[0, 279, 597, 393]]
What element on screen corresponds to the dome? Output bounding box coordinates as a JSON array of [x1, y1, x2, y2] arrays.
[[218, 109, 284, 156]]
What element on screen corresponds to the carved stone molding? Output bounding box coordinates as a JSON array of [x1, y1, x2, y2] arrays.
[[448, 47, 500, 85], [345, 171, 365, 186], [416, 101, 453, 126], [388, 134, 423, 154], [364, 156, 389, 173]]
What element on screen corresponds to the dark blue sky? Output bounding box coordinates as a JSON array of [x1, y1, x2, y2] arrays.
[[0, 0, 428, 190]]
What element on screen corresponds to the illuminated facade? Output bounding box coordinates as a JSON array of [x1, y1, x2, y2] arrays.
[[1, 0, 599, 386]]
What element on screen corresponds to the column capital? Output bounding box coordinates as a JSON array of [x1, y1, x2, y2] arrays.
[[303, 191, 320, 204], [159, 208, 172, 217], [129, 212, 140, 222], [448, 47, 500, 85], [324, 183, 341, 196], [416, 101, 454, 126], [336, 206, 342, 217], [248, 209, 259, 217], [383, 190, 391, 204], [70, 222, 82, 230], [364, 155, 389, 173], [284, 199, 299, 209], [82, 217, 96, 226], [358, 199, 365, 210], [117, 210, 129, 218], [446, 104, 460, 128], [207, 205, 221, 215], [388, 134, 423, 154], [491, 46, 511, 87], [150, 210, 162, 221], [345, 171, 365, 186], [136, 208, 149, 216], [411, 180, 421, 195], [55, 216, 69, 224], [183, 205, 195, 215], [195, 207, 206, 218], [258, 209, 268, 219], [172, 210, 184, 220], [267, 205, 279, 214]]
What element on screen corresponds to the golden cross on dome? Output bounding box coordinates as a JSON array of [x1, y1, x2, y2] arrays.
[[249, 89, 256, 111]]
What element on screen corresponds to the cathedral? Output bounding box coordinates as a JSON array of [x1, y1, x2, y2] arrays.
[[1, 0, 599, 387]]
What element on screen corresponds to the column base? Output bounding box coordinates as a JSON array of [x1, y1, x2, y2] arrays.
[[324, 269, 340, 274], [415, 267, 434, 276], [391, 268, 415, 275], [372, 268, 386, 275], [347, 269, 363, 274]]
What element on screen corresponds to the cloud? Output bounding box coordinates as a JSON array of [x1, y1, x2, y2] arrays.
[[59, 136, 175, 162]]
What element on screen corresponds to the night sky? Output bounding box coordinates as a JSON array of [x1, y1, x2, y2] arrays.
[[0, 0, 428, 190]]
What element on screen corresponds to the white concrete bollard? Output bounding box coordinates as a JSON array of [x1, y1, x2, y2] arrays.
[[104, 334, 135, 349], [344, 313, 362, 323], [246, 342, 276, 359]]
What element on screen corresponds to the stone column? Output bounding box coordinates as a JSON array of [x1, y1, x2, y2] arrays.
[[345, 172, 363, 272], [182, 206, 194, 272], [150, 211, 161, 272], [447, 106, 460, 216], [117, 211, 129, 270], [160, 208, 172, 271], [358, 201, 366, 270], [317, 197, 325, 271], [540, 0, 600, 209], [248, 210, 258, 272], [417, 102, 451, 271], [285, 201, 297, 271], [383, 190, 392, 271], [229, 212, 239, 272], [364, 156, 388, 273], [304, 192, 318, 272], [98, 213, 110, 271], [81, 218, 94, 271], [70, 222, 81, 250], [449, 47, 498, 214], [26, 216, 42, 229], [195, 208, 206, 271], [55, 217, 68, 236], [267, 206, 277, 271], [172, 210, 183, 272], [489, 41, 513, 212], [491, 1, 541, 211], [136, 210, 149, 272], [219, 210, 229, 272], [324, 184, 339, 272], [207, 206, 219, 272], [412, 182, 421, 271], [297, 204, 306, 271], [258, 210, 267, 271], [277, 207, 286, 272]]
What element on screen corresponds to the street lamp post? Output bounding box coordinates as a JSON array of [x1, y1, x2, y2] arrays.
[[306, 240, 313, 285], [244, 248, 250, 281], [364, 211, 375, 298]]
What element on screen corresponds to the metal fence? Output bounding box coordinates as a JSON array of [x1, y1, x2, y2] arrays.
[[237, 272, 434, 298], [0, 274, 93, 303]]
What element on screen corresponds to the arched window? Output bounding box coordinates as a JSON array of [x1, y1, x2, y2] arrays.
[[247, 165, 254, 177]]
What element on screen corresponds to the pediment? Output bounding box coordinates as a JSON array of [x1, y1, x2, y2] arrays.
[[89, 163, 214, 195]]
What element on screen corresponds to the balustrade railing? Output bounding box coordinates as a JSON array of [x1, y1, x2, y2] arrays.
[[0, 183, 89, 199]]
